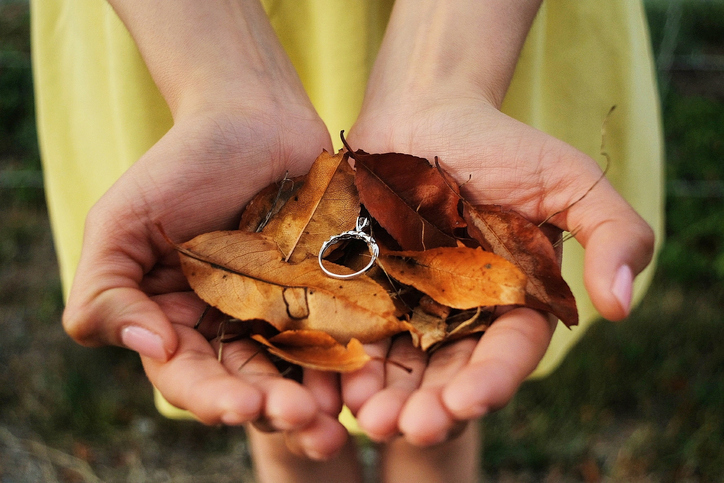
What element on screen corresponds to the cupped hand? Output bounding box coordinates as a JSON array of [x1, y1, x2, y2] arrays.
[[342, 96, 655, 445], [61, 104, 348, 458]]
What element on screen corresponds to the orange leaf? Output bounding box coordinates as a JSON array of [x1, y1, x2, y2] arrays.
[[252, 331, 370, 372], [378, 246, 527, 309], [176, 230, 409, 344]]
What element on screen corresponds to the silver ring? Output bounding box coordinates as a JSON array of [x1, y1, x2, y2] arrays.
[[318, 216, 379, 279]]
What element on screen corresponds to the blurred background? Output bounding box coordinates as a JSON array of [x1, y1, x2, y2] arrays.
[[1, 1, 723, 481]]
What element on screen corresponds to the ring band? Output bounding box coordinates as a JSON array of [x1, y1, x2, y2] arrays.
[[318, 216, 379, 279]]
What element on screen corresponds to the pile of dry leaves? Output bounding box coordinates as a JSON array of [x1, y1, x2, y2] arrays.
[[172, 142, 577, 372]]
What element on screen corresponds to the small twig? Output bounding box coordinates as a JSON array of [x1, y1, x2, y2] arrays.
[[216, 319, 228, 362], [417, 202, 427, 251], [540, 106, 615, 227], [256, 171, 292, 232], [279, 366, 296, 378], [237, 348, 265, 372], [377, 259, 414, 313], [554, 228, 581, 248], [434, 158, 465, 201], [369, 356, 413, 374], [194, 304, 211, 330]]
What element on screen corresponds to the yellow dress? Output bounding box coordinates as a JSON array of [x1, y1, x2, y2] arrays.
[[31, 0, 663, 418]]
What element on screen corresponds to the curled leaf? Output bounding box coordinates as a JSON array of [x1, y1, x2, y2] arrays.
[[238, 174, 304, 232], [463, 204, 578, 326], [252, 331, 371, 372], [409, 307, 447, 351]]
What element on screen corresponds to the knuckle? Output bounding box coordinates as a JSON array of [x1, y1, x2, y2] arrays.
[[429, 337, 476, 368], [61, 305, 97, 346], [629, 217, 656, 269]]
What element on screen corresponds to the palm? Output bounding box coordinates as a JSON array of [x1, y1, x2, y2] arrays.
[[63, 110, 350, 457], [342, 100, 653, 445], [350, 100, 606, 222]]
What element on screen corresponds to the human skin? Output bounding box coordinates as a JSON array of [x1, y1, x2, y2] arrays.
[[61, 0, 348, 459], [341, 0, 654, 454], [60, 0, 655, 481]]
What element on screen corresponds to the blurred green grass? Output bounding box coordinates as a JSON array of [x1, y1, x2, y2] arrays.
[[1, 1, 723, 481]]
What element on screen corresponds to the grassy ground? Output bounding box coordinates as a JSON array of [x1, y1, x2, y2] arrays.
[[2, 1, 724, 481]]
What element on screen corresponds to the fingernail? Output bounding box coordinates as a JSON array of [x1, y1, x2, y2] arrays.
[[221, 412, 245, 426], [444, 386, 488, 420], [305, 447, 338, 462], [121, 326, 168, 361], [611, 265, 633, 315]]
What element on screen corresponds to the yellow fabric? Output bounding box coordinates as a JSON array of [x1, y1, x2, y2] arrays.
[[32, 0, 663, 419], [504, 2, 664, 377]]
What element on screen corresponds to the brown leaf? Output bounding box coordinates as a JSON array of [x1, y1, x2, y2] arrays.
[[251, 331, 371, 372], [349, 148, 465, 251], [409, 307, 447, 351], [378, 246, 527, 309], [463, 204, 578, 326], [262, 150, 359, 263], [409, 306, 491, 352], [445, 307, 491, 341], [418, 294, 452, 319], [238, 174, 304, 232], [177, 230, 409, 344]]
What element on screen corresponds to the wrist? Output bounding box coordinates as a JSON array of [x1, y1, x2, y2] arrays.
[[363, 0, 541, 110], [108, 0, 313, 119]]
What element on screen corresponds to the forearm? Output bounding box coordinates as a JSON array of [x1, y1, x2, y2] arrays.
[[365, 0, 542, 108], [107, 0, 309, 118]]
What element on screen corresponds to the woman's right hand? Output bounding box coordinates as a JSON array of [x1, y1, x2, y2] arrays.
[[62, 0, 349, 460]]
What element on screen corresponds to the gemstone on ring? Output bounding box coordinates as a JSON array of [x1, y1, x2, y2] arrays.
[[318, 216, 379, 279]]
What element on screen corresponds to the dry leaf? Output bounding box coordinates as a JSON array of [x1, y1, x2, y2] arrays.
[[445, 308, 491, 340], [463, 204, 578, 326], [409, 306, 491, 351], [238, 174, 304, 232], [418, 295, 452, 320], [262, 150, 359, 263], [349, 147, 465, 251], [252, 331, 370, 372], [409, 307, 448, 351], [176, 230, 409, 345], [176, 142, 579, 370], [377, 246, 527, 309]]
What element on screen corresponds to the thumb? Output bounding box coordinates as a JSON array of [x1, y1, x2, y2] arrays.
[[62, 208, 179, 360], [63, 285, 178, 361], [564, 183, 655, 321]]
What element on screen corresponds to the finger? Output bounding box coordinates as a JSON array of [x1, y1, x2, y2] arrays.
[[341, 338, 391, 414], [581, 212, 654, 320], [398, 337, 478, 447], [441, 308, 554, 420], [63, 212, 178, 360], [218, 338, 318, 431], [554, 172, 655, 320], [64, 285, 178, 361], [355, 335, 427, 442], [141, 325, 263, 425], [303, 369, 343, 417], [150, 292, 208, 327], [283, 413, 350, 461]]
